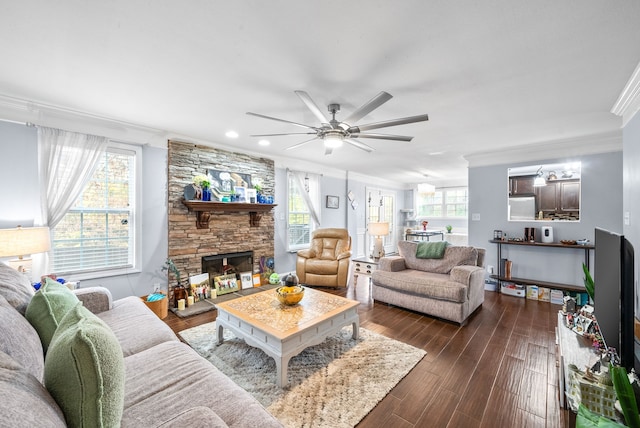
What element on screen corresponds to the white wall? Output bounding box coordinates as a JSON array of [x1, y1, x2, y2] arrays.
[[469, 151, 623, 286]]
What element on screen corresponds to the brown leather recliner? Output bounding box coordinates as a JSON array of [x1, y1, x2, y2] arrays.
[[296, 228, 352, 287]]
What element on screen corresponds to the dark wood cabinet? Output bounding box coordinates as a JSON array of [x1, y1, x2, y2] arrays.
[[536, 182, 558, 213], [534, 179, 580, 219], [560, 181, 580, 211], [509, 175, 535, 196]]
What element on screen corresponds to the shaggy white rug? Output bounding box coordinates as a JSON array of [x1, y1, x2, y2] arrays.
[[179, 322, 426, 428]]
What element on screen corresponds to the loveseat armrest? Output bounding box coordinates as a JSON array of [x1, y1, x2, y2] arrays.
[[450, 265, 484, 285], [337, 250, 352, 260], [378, 256, 407, 272], [73, 287, 113, 314]]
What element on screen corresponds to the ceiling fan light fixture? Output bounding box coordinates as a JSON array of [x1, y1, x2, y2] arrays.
[[324, 132, 344, 148]]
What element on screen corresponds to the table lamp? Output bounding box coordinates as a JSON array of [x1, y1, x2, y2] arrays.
[[0, 226, 51, 273], [369, 222, 389, 259]]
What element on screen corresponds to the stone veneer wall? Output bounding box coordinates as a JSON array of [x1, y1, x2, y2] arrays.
[[167, 140, 275, 300]]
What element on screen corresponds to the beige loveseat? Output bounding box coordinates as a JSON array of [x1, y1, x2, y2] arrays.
[[0, 263, 282, 428], [371, 241, 486, 325]]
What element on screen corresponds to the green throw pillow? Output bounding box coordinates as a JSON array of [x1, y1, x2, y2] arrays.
[[44, 302, 124, 428], [415, 241, 450, 259], [25, 277, 79, 353]]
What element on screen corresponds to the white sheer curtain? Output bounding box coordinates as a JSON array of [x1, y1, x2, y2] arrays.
[[35, 127, 108, 277], [37, 127, 108, 228], [290, 170, 321, 226]]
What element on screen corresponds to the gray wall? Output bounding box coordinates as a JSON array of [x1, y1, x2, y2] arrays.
[[0, 123, 39, 228], [623, 112, 640, 312], [469, 151, 623, 286], [0, 120, 169, 299]]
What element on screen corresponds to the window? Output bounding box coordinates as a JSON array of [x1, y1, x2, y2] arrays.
[[287, 171, 320, 251], [416, 187, 468, 218], [52, 144, 140, 276]]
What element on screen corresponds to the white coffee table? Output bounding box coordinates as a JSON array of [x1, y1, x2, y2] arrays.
[[215, 287, 359, 387]]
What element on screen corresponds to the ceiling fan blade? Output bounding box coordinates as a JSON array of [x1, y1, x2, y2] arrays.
[[350, 114, 429, 132], [324, 146, 333, 155], [250, 132, 317, 137], [351, 133, 413, 142], [246, 112, 318, 131], [295, 91, 331, 126], [344, 139, 375, 153], [284, 137, 318, 151], [339, 91, 393, 129]]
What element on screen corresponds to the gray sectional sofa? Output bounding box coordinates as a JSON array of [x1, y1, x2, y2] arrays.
[[0, 263, 282, 428], [371, 241, 486, 325]]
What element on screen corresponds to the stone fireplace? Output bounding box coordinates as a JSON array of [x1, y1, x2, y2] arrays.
[[167, 140, 275, 302]]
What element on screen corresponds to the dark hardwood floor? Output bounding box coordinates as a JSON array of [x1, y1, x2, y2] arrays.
[[164, 278, 570, 428]]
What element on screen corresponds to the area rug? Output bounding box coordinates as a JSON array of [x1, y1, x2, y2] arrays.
[[179, 322, 426, 428]]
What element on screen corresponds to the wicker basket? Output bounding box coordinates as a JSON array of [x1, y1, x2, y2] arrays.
[[141, 294, 168, 319]]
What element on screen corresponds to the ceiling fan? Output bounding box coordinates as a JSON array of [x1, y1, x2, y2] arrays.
[[246, 91, 429, 155]]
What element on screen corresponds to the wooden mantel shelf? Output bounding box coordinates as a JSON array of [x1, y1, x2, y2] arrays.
[[182, 200, 277, 229]]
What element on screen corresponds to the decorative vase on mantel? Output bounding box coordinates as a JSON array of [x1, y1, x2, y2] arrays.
[[201, 187, 211, 201]]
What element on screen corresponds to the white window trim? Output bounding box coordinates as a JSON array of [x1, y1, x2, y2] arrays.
[[52, 141, 142, 280], [415, 186, 468, 220]]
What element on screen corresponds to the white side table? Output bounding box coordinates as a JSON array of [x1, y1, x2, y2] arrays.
[[352, 257, 379, 287]]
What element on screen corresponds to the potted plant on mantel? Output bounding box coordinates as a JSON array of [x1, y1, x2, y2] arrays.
[[193, 174, 212, 201]]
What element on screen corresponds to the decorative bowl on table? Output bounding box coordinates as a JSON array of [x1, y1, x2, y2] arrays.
[[560, 240, 577, 245], [276, 285, 305, 306]]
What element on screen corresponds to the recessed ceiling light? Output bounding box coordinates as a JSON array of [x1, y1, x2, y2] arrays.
[[429, 151, 444, 156], [258, 140, 270, 146], [225, 130, 239, 138]]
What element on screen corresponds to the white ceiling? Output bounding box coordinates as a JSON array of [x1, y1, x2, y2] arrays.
[[1, 1, 639, 186]]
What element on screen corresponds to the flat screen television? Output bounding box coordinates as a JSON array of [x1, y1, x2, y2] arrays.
[[594, 227, 636, 371]]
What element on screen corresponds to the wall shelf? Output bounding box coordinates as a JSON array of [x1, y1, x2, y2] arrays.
[[489, 239, 594, 293], [182, 200, 277, 229]]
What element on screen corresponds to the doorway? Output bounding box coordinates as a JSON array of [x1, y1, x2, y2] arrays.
[[365, 187, 397, 257]]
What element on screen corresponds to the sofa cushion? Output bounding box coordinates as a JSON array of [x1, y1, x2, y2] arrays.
[[0, 350, 66, 428], [0, 262, 34, 315], [44, 302, 125, 428], [0, 294, 44, 381], [156, 406, 229, 428], [399, 241, 478, 274], [373, 269, 468, 303], [122, 341, 282, 428], [97, 296, 178, 356], [25, 277, 80, 353]]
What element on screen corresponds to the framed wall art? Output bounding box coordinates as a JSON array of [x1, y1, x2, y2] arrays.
[[326, 195, 339, 209], [240, 271, 253, 289]]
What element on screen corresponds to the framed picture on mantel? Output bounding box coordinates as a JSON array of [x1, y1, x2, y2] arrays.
[[213, 274, 239, 295]]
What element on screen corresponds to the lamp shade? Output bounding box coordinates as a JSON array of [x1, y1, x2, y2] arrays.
[[368, 222, 390, 237], [0, 226, 51, 258]]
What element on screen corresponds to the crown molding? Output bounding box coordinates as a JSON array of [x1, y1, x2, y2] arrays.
[[464, 130, 622, 168], [0, 94, 168, 146], [611, 60, 640, 127]]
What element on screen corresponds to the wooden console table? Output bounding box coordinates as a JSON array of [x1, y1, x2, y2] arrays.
[[489, 239, 594, 293], [182, 200, 276, 229]]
